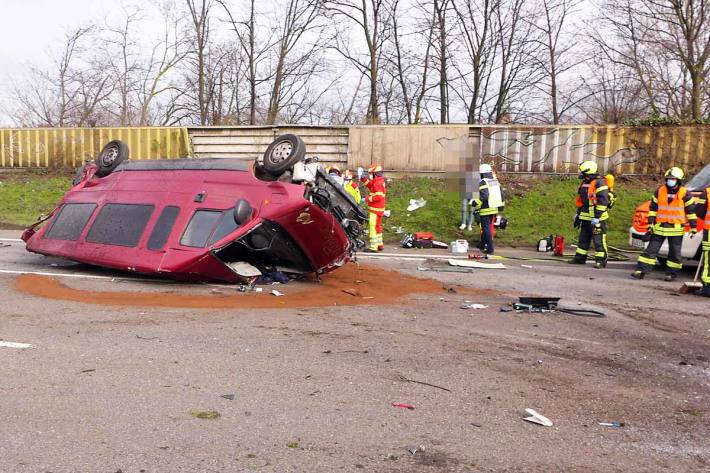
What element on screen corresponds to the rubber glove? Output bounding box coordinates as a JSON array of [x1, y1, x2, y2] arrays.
[[590, 218, 600, 226]]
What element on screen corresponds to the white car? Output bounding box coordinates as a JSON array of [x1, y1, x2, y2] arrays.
[[628, 161, 710, 263]]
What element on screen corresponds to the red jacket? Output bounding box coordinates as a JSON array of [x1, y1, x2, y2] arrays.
[[362, 175, 386, 215]]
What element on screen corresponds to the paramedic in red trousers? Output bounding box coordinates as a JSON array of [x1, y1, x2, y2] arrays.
[[360, 164, 386, 252], [569, 161, 610, 268], [632, 167, 698, 281], [696, 185, 710, 297], [470, 164, 504, 254]]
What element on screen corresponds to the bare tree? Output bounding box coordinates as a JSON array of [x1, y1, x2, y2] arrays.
[[185, 0, 214, 124], [450, 0, 496, 123], [529, 0, 586, 123], [324, 0, 393, 124]]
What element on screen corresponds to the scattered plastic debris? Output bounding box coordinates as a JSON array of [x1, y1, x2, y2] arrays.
[[391, 403, 415, 410], [408, 445, 425, 455], [523, 408, 552, 427], [287, 442, 299, 448], [255, 288, 263, 293], [0, 341, 34, 349], [220, 394, 235, 401], [342, 288, 360, 297], [80, 369, 96, 373], [406, 198, 427, 212], [599, 421, 625, 428], [190, 410, 220, 420], [271, 289, 284, 297], [449, 258, 506, 270], [396, 374, 451, 392], [460, 303, 488, 310], [521, 264, 534, 269]]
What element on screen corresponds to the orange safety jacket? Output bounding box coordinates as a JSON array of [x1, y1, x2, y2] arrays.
[[656, 186, 688, 224], [362, 175, 386, 215], [696, 187, 709, 231], [575, 176, 609, 220]]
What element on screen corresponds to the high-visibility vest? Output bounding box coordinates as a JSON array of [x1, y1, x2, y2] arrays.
[[656, 186, 688, 224], [483, 178, 504, 208], [576, 178, 603, 207], [698, 187, 710, 231]]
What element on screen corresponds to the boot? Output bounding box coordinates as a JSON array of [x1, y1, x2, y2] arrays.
[[663, 273, 677, 282], [631, 270, 645, 279], [567, 259, 585, 264], [594, 260, 607, 269], [696, 285, 710, 297]]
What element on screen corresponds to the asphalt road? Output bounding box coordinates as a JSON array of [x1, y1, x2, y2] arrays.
[[1, 231, 709, 472]]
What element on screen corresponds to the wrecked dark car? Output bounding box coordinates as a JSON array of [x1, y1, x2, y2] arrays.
[[22, 135, 367, 283]]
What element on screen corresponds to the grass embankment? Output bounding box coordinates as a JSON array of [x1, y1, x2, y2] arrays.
[[0, 171, 72, 227], [0, 170, 656, 250], [385, 176, 656, 249]]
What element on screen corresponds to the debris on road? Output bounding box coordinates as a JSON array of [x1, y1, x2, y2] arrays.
[[190, 410, 220, 419], [408, 445, 425, 455], [136, 335, 159, 341], [396, 374, 451, 392], [521, 264, 534, 269], [391, 403, 415, 410], [0, 341, 34, 349], [460, 303, 488, 310], [0, 243, 10, 249], [342, 288, 361, 297], [523, 408, 553, 427], [80, 369, 96, 373], [220, 394, 235, 401], [406, 198, 426, 212], [271, 289, 285, 297], [448, 259, 506, 270], [599, 421, 625, 428]]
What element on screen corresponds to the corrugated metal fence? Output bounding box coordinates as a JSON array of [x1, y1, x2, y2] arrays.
[[1, 124, 708, 175], [0, 127, 190, 168]]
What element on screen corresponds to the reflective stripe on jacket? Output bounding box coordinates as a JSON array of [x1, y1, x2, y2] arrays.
[[576, 177, 609, 221], [648, 185, 697, 236], [363, 176, 386, 215]]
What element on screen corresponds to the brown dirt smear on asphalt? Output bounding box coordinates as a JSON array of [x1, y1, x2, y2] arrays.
[[14, 263, 484, 309]]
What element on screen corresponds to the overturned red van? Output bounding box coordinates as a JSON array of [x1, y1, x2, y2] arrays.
[[22, 135, 367, 283]]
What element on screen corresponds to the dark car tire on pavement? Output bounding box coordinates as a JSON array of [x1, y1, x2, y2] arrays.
[[262, 134, 306, 176], [95, 140, 129, 177]]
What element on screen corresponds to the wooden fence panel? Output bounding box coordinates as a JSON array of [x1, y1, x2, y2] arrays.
[[0, 127, 189, 168]]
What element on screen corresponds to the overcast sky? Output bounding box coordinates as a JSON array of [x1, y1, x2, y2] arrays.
[[0, 0, 146, 124]]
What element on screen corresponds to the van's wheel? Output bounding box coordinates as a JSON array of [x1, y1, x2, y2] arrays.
[[262, 134, 305, 176], [95, 140, 129, 177]]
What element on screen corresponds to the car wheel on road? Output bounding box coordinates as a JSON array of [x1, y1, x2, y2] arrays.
[[95, 140, 129, 177], [262, 134, 306, 176]]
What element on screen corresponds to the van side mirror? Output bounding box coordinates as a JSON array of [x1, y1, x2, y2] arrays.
[[233, 199, 252, 225]]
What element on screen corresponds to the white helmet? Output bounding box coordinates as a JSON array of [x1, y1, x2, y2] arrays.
[[479, 164, 493, 174]]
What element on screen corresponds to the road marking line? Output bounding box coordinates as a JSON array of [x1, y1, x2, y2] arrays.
[[0, 238, 23, 242], [0, 268, 124, 281], [0, 341, 33, 349]]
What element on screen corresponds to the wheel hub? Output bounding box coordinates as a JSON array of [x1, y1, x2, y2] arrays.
[[101, 146, 119, 166], [271, 141, 293, 163]]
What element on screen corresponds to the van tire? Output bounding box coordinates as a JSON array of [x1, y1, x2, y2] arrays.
[[262, 134, 305, 176], [95, 140, 129, 177]]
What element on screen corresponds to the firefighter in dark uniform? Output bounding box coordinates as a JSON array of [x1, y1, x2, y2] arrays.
[[632, 167, 698, 281], [470, 164, 504, 255], [697, 186, 710, 297], [569, 161, 610, 268]]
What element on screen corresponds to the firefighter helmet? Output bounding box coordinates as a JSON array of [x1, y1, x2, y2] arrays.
[[664, 167, 684, 180], [328, 165, 341, 176], [479, 163, 493, 174], [368, 164, 383, 174], [579, 161, 598, 175]]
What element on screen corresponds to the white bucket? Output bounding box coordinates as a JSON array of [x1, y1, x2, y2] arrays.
[[451, 240, 469, 253]]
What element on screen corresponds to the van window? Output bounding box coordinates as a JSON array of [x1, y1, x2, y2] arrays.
[[147, 206, 180, 251], [86, 204, 154, 247], [45, 203, 97, 241], [180, 210, 222, 247], [181, 210, 240, 248]]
